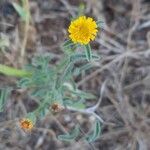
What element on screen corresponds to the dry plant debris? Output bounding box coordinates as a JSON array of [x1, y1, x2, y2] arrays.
[[0, 0, 150, 149]]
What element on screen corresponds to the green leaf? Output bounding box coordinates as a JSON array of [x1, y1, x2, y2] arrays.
[[64, 99, 86, 109], [73, 90, 96, 100], [56, 57, 69, 72], [62, 63, 73, 78], [85, 119, 101, 142], [0, 64, 32, 77], [77, 3, 85, 16], [26, 112, 36, 124], [60, 63, 74, 84], [62, 82, 74, 91], [73, 63, 93, 76], [0, 88, 11, 112], [58, 125, 80, 141], [21, 0, 26, 6], [70, 53, 100, 62], [62, 40, 78, 55], [18, 78, 31, 88], [71, 101, 85, 109], [63, 40, 74, 48], [63, 82, 96, 100], [31, 89, 47, 99], [12, 3, 28, 21], [96, 20, 104, 28], [32, 54, 51, 68], [39, 108, 48, 118], [84, 44, 92, 61]]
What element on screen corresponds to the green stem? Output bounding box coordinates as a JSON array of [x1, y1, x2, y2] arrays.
[[0, 64, 32, 77]]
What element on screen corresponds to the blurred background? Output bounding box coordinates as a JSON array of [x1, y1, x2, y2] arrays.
[[0, 0, 150, 149]]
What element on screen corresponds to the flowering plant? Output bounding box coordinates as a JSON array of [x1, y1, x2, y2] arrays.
[[0, 6, 104, 142]]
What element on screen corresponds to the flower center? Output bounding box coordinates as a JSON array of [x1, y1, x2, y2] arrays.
[[22, 121, 30, 128], [78, 24, 89, 37]]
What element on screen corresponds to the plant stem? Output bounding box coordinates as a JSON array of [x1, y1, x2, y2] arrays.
[[20, 0, 30, 64], [0, 64, 32, 77]]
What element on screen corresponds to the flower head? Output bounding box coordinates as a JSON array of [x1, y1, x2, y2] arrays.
[[68, 16, 98, 45], [19, 118, 33, 131], [51, 102, 63, 113]]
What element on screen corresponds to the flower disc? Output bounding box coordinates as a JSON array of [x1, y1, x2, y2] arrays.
[[68, 16, 98, 45]]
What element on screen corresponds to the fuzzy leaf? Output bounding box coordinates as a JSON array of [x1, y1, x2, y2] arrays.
[[70, 53, 100, 62], [60, 63, 74, 84], [73, 63, 93, 76], [64, 99, 86, 109], [18, 78, 31, 88], [73, 90, 96, 100], [62, 40, 77, 55], [71, 101, 85, 109], [84, 44, 92, 61], [0, 88, 11, 112], [85, 119, 101, 142], [77, 3, 85, 16], [26, 112, 36, 124], [58, 125, 80, 141], [63, 39, 74, 48], [96, 20, 104, 28]]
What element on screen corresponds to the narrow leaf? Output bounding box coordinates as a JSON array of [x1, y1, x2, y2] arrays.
[[64, 99, 86, 110], [84, 44, 92, 61], [18, 78, 31, 88], [62, 40, 77, 55], [58, 125, 80, 141], [12, 3, 28, 21], [70, 53, 100, 62], [0, 88, 11, 112], [96, 20, 104, 28], [0, 64, 32, 77], [85, 120, 101, 142], [63, 39, 74, 48], [60, 63, 74, 83], [73, 63, 93, 76], [71, 101, 86, 109], [73, 90, 96, 100], [77, 3, 85, 16]]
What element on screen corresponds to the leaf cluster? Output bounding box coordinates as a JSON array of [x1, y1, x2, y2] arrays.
[[17, 42, 101, 142]]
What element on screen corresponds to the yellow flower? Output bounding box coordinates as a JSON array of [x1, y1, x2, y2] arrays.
[[19, 118, 33, 131], [68, 16, 98, 45]]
